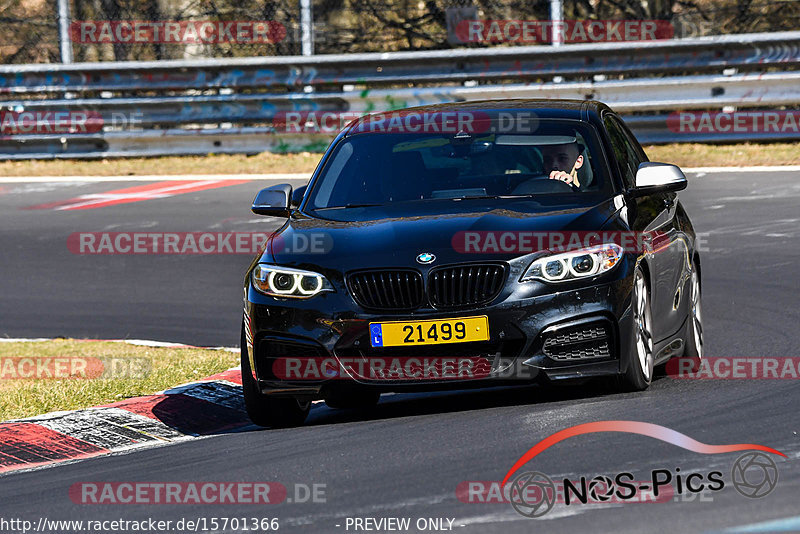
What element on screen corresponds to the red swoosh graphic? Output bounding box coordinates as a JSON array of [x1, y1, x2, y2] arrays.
[[501, 420, 785, 486]]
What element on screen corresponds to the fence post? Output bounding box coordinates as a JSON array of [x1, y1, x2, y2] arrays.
[[57, 0, 74, 63]]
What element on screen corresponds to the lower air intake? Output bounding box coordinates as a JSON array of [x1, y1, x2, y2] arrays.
[[542, 323, 613, 361]]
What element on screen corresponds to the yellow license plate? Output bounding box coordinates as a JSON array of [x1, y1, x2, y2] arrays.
[[369, 316, 489, 347]]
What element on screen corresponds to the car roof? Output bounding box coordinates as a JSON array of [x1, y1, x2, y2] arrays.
[[343, 99, 609, 136]]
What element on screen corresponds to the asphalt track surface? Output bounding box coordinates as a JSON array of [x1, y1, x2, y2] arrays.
[[0, 171, 799, 533]]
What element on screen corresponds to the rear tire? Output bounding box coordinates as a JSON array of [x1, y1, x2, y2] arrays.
[[240, 323, 310, 428], [619, 266, 654, 391]]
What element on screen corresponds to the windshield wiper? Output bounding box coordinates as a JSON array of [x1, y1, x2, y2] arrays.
[[449, 195, 536, 201], [316, 203, 384, 210]]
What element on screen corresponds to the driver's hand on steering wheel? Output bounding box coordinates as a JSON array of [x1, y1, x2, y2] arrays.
[[548, 170, 576, 186]]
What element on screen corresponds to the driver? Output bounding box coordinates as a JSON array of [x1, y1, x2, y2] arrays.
[[542, 139, 584, 188], [511, 135, 586, 194]]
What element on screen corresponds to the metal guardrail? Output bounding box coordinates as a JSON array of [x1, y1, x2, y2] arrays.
[[3, 31, 800, 92], [4, 117, 800, 160], [2, 31, 800, 158], [4, 71, 800, 127]]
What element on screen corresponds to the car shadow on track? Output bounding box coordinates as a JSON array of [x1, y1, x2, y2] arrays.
[[295, 376, 670, 429]]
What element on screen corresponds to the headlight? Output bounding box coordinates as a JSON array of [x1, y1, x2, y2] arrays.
[[521, 243, 623, 283], [251, 264, 334, 298]]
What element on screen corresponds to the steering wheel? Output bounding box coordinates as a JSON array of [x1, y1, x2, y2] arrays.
[[504, 172, 544, 192], [512, 176, 576, 195]]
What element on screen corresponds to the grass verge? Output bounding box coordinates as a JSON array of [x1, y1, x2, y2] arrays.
[[644, 143, 800, 168], [0, 339, 238, 421], [0, 152, 321, 177], [0, 143, 798, 178]]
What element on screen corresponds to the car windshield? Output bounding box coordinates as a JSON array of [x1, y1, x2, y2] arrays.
[[307, 119, 611, 210]]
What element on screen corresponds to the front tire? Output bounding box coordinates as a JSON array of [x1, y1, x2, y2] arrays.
[[620, 266, 654, 391], [240, 323, 310, 428]]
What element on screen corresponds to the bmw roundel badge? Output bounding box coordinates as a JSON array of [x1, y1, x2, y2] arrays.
[[416, 252, 436, 264]]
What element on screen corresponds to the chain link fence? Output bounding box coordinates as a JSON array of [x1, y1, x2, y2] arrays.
[[2, 0, 800, 63]]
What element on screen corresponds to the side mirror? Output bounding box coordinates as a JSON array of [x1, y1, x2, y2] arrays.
[[631, 162, 687, 196], [252, 184, 292, 217], [291, 185, 308, 208]]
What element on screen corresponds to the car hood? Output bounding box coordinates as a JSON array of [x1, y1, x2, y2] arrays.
[[264, 197, 622, 271]]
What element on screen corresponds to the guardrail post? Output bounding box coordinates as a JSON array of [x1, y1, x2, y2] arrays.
[[300, 0, 314, 56], [57, 0, 74, 64], [550, 0, 563, 47]]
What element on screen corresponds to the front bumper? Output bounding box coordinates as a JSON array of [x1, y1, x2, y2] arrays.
[[243, 261, 636, 398]]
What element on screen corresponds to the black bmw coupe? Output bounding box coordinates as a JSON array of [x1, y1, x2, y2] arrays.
[[241, 99, 703, 427]]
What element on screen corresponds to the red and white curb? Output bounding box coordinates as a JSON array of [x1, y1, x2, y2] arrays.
[[0, 337, 240, 353], [0, 338, 258, 476], [22, 179, 253, 211], [0, 174, 307, 184]]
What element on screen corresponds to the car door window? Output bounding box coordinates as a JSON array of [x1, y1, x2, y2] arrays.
[[604, 115, 640, 189], [617, 117, 648, 165]]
